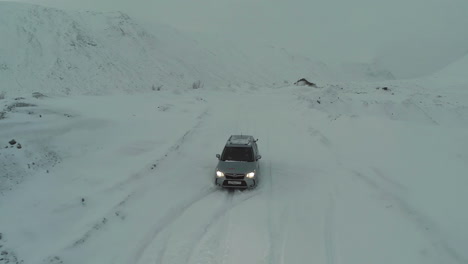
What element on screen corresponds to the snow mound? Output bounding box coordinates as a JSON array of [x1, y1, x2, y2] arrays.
[[435, 53, 468, 80]]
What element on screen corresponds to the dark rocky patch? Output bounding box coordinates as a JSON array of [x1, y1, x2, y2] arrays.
[[294, 78, 317, 87], [32, 92, 47, 99], [0, 239, 23, 264], [5, 102, 36, 112], [44, 256, 63, 264]]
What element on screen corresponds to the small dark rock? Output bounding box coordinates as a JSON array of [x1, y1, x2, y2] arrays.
[[81, 198, 85, 203], [46, 170, 49, 173], [382, 87, 389, 91], [0, 232, 2, 240], [17, 144, 22, 149], [8, 139, 16, 145], [39, 115, 42, 118], [294, 78, 317, 87], [317, 100, 321, 104]]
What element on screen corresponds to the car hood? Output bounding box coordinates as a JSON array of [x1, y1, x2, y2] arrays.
[[216, 161, 257, 174]]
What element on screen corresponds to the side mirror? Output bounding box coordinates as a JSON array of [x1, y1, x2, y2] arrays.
[[256, 155, 262, 160], [216, 154, 221, 159]]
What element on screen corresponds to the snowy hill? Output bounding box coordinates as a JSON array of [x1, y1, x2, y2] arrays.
[[0, 2, 317, 96], [435, 53, 468, 80], [0, 1, 244, 96], [0, 2, 397, 97], [410, 53, 468, 93]]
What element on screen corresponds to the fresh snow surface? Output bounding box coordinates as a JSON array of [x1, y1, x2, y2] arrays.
[[1, 80, 467, 264]]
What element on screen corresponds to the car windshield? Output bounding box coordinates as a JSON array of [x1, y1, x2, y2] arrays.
[[221, 147, 254, 162]]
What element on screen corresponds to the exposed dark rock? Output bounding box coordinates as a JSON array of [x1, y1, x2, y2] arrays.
[[16, 144, 22, 149], [317, 100, 321, 104], [6, 102, 36, 112], [8, 140, 16, 145], [382, 87, 389, 91], [32, 92, 47, 99], [294, 78, 317, 87]]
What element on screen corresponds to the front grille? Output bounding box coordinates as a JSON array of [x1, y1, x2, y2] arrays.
[[225, 173, 245, 179]]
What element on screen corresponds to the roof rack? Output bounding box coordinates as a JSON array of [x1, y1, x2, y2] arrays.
[[227, 135, 253, 145]]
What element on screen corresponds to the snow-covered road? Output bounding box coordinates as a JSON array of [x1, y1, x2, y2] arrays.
[[1, 84, 467, 264]]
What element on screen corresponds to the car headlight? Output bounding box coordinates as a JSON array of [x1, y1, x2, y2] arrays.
[[216, 170, 224, 177], [246, 172, 255, 178]]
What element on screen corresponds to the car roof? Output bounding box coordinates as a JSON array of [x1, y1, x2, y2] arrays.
[[225, 135, 255, 147]]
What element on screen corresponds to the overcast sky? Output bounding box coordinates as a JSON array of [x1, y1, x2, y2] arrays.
[[7, 0, 468, 78]]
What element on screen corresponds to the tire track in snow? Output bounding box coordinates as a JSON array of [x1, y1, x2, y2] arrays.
[[103, 109, 209, 193], [264, 129, 288, 264], [156, 192, 233, 264], [308, 127, 332, 148], [351, 170, 467, 264], [324, 193, 336, 264], [185, 189, 262, 264], [220, 197, 234, 264], [65, 110, 210, 249], [265, 159, 277, 264], [130, 186, 218, 264]]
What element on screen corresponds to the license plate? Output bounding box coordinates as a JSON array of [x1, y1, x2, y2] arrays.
[[228, 181, 242, 185]]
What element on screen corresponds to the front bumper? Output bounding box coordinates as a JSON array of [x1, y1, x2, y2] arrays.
[[215, 177, 256, 189]]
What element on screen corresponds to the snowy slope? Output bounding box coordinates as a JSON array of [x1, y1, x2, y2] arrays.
[[0, 2, 397, 98], [407, 52, 468, 95], [0, 1, 331, 97], [434, 53, 468, 81], [1, 1, 256, 96]]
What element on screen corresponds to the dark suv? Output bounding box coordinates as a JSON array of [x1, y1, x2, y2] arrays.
[[215, 135, 261, 189]]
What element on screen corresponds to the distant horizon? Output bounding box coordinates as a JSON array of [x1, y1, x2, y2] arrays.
[[4, 0, 468, 79]]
